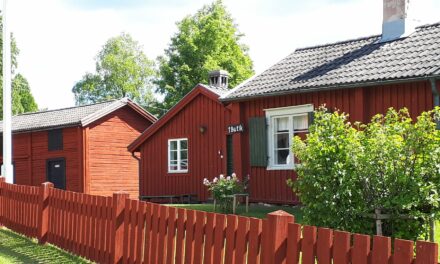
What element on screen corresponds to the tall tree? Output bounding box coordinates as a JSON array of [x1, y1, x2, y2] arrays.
[[72, 33, 156, 110], [156, 0, 254, 113], [0, 15, 38, 119]]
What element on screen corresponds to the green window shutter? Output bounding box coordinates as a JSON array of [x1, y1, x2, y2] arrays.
[[249, 117, 268, 167], [308, 111, 315, 126]]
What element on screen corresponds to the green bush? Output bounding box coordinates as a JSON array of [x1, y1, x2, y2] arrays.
[[204, 173, 243, 213], [288, 106, 440, 240]]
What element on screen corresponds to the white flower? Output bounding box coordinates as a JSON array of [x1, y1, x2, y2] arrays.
[[203, 178, 210, 186], [231, 173, 237, 178], [213, 177, 218, 183], [219, 174, 224, 179], [226, 176, 231, 180]]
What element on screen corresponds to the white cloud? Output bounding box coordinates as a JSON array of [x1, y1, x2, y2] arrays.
[[5, 0, 440, 110]]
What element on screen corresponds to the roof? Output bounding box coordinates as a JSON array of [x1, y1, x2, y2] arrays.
[[128, 84, 224, 152], [0, 98, 157, 133], [222, 22, 440, 101]]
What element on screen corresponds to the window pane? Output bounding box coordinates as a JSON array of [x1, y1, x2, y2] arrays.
[[181, 150, 188, 160], [276, 133, 289, 148], [293, 115, 308, 130], [169, 160, 178, 171], [276, 117, 289, 132], [180, 159, 188, 170], [180, 140, 188, 150], [170, 141, 178, 151], [276, 149, 290, 164], [170, 150, 178, 160]]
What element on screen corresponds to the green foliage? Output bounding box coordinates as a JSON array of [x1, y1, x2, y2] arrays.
[[156, 0, 254, 114], [288, 106, 440, 240], [203, 174, 243, 213], [72, 33, 156, 112]]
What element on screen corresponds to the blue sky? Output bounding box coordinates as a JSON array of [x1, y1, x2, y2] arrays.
[[6, 0, 440, 110]]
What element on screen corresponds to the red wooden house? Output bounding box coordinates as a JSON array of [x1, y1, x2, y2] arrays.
[[129, 0, 440, 204], [0, 98, 156, 198]]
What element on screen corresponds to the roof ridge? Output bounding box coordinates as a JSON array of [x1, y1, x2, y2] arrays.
[[295, 34, 381, 52], [415, 21, 440, 29], [11, 99, 118, 118]]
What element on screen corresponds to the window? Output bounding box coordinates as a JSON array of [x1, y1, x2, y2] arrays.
[[48, 129, 63, 151], [265, 104, 313, 170], [168, 138, 188, 173]]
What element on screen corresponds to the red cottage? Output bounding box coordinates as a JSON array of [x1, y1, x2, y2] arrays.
[[129, 1, 440, 204], [0, 98, 156, 198]]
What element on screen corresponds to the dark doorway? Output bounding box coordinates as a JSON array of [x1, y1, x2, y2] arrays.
[[226, 135, 234, 176], [46, 158, 66, 190]]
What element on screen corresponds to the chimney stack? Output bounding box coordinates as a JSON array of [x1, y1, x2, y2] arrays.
[[381, 0, 415, 42], [208, 70, 229, 89]]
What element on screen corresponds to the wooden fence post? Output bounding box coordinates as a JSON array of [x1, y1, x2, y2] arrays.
[[37, 182, 53, 244], [111, 192, 129, 264], [0, 177, 5, 227], [264, 210, 295, 264]]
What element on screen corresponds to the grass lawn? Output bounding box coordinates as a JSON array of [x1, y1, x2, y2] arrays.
[[169, 203, 304, 222], [0, 228, 90, 264]]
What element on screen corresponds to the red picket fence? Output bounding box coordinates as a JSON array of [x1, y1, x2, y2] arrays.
[[0, 178, 438, 264]]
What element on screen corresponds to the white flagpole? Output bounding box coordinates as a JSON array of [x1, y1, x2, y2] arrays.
[[2, 0, 13, 183]]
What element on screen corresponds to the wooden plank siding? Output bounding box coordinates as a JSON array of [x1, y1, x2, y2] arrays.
[[87, 107, 151, 198], [237, 80, 434, 204], [139, 93, 229, 202]]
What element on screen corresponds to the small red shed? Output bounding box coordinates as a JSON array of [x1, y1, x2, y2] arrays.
[[129, 84, 230, 201], [130, 4, 440, 204], [0, 98, 156, 198]]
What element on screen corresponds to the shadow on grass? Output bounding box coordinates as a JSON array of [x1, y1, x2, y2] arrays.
[[0, 228, 90, 264]]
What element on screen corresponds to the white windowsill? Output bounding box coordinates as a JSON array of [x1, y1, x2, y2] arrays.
[[168, 170, 189, 174]]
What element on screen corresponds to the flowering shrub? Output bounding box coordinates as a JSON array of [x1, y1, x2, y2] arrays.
[[203, 173, 243, 213], [288, 106, 440, 240]]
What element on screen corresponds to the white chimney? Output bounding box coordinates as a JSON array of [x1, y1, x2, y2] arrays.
[[208, 70, 229, 89], [381, 0, 415, 42]]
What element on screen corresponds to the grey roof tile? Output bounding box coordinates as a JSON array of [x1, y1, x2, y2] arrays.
[[0, 99, 128, 133], [223, 22, 440, 100]]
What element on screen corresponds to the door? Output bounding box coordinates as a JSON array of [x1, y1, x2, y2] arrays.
[[226, 135, 234, 176], [47, 158, 66, 190]]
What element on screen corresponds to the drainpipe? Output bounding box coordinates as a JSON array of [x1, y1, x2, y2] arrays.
[[430, 78, 440, 130], [132, 152, 141, 199]]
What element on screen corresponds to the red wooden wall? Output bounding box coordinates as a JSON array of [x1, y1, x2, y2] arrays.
[[140, 92, 229, 201], [236, 80, 434, 204], [87, 107, 152, 198]]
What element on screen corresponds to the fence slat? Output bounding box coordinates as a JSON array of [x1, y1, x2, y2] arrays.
[[352, 234, 371, 264], [302, 225, 317, 264], [157, 205, 168, 264], [129, 199, 139, 264], [415, 241, 438, 264], [317, 228, 333, 264], [193, 210, 206, 264], [213, 213, 226, 264], [225, 214, 238, 264], [174, 208, 186, 264], [372, 236, 391, 264], [203, 212, 215, 264], [135, 202, 146, 264], [333, 230, 350, 264], [166, 206, 177, 264], [150, 203, 160, 264], [184, 209, 196, 264], [235, 216, 249, 264], [393, 239, 413, 264], [286, 223, 301, 264]]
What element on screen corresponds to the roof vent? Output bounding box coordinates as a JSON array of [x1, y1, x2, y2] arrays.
[[208, 70, 229, 89], [380, 0, 415, 42]]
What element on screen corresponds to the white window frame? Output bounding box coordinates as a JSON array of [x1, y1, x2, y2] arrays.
[[265, 104, 313, 170], [168, 138, 188, 173]]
